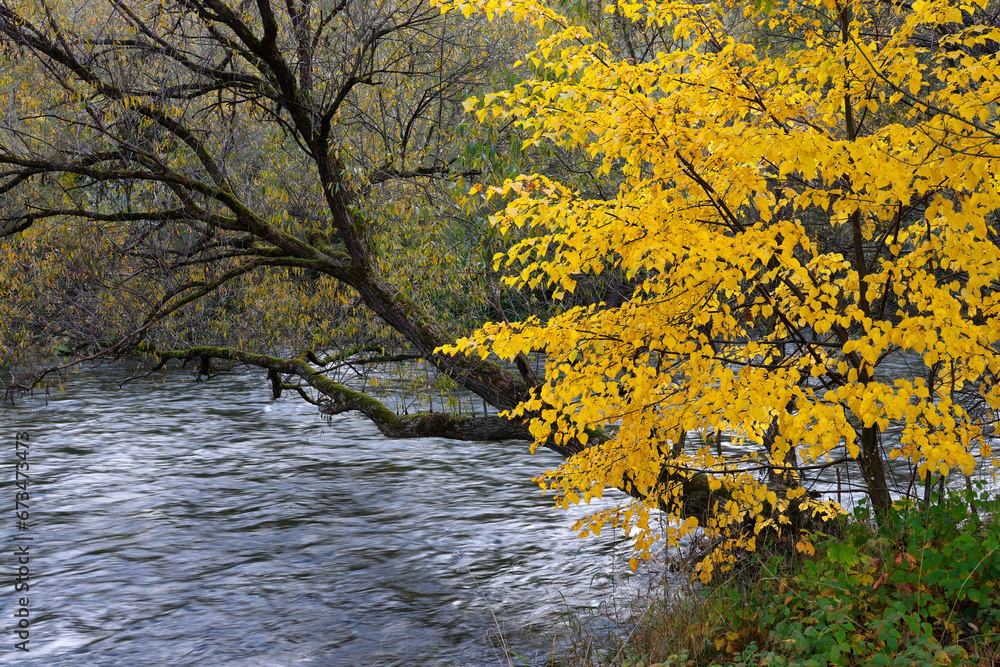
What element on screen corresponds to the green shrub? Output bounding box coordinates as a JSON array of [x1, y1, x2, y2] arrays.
[[749, 483, 1000, 666], [559, 484, 1000, 667]]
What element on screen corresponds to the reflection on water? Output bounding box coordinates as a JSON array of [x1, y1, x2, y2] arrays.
[[1, 363, 626, 666]]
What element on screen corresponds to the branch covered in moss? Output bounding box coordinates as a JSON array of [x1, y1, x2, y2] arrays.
[[154, 346, 532, 442]]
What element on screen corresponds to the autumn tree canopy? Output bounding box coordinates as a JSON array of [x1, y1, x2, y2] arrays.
[[3, 0, 1000, 578], [441, 0, 1000, 576], [0, 0, 567, 442]]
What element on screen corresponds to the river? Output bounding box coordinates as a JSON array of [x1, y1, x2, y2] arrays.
[[1, 362, 630, 666], [5, 354, 994, 665]]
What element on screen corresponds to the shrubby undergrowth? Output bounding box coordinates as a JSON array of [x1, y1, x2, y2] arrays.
[[554, 484, 1000, 667]]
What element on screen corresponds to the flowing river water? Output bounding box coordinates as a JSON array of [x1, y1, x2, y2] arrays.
[[3, 355, 996, 665], [1, 362, 631, 666]]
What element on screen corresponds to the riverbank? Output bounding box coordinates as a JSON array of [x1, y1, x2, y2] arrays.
[[549, 484, 1000, 667]]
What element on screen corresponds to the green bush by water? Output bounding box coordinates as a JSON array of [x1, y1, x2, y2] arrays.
[[559, 483, 1000, 667]]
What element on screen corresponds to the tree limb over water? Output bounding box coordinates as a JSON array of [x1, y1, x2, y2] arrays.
[[154, 346, 535, 442], [0, 0, 532, 430]]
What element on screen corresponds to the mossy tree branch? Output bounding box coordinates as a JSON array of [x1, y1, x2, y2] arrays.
[[154, 346, 533, 442]]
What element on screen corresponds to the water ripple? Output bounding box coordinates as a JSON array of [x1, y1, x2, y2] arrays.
[[2, 364, 624, 666]]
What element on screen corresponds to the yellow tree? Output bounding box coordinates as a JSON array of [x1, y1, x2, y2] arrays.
[[442, 0, 1000, 576]]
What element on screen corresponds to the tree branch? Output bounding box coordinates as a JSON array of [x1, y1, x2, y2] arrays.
[[154, 346, 534, 442]]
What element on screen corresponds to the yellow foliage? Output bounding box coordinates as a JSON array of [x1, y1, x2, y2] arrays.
[[439, 0, 1000, 575]]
